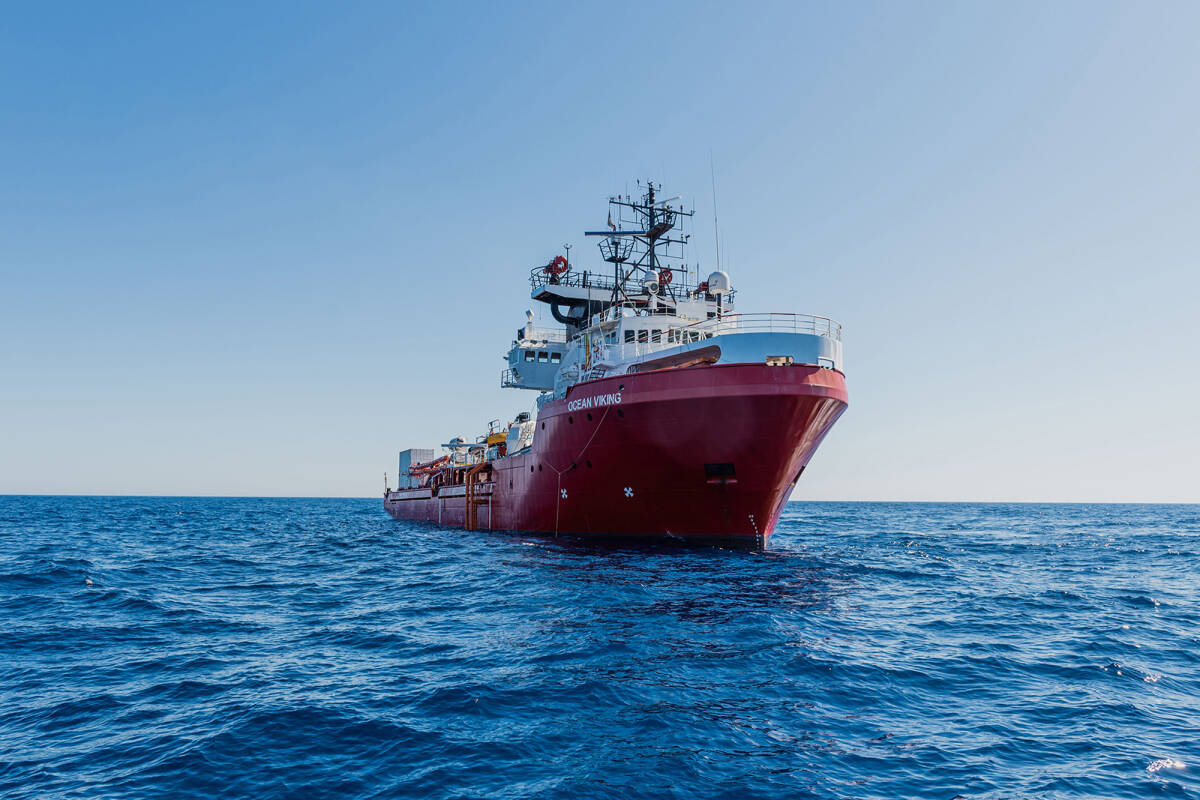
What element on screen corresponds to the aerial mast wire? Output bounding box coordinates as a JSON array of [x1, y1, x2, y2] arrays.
[[709, 151, 721, 271]]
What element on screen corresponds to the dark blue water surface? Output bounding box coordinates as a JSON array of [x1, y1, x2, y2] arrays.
[[2, 498, 1198, 799]]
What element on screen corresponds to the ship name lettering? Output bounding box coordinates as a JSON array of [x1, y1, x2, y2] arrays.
[[567, 391, 622, 412]]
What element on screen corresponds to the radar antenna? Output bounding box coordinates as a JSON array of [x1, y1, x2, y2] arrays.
[[584, 180, 696, 304]]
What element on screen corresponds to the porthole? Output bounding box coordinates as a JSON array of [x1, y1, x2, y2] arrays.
[[586, 460, 593, 468], [568, 416, 574, 424], [617, 409, 625, 418], [541, 422, 545, 430], [586, 413, 593, 422], [538, 465, 542, 472], [530, 466, 534, 473]]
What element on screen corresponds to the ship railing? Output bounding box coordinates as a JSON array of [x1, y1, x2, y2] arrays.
[[530, 267, 623, 292], [567, 311, 842, 364], [521, 327, 568, 343], [529, 267, 713, 300], [572, 311, 842, 345], [581, 301, 704, 329], [500, 368, 522, 388], [682, 312, 842, 340]]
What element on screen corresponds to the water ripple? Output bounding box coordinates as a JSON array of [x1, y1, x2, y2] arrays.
[[1, 498, 1199, 799]]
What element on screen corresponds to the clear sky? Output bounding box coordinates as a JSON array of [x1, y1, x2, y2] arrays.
[[2, 2, 1198, 501]]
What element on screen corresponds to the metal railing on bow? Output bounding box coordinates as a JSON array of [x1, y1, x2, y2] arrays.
[[680, 312, 842, 340], [565, 312, 842, 364]]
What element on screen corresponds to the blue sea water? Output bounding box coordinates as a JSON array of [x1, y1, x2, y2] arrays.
[[1, 498, 1198, 799]]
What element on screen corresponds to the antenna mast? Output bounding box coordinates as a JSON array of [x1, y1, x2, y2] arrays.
[[585, 181, 695, 304], [709, 152, 721, 271]]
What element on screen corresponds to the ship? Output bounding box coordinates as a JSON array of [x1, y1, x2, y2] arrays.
[[384, 181, 848, 548]]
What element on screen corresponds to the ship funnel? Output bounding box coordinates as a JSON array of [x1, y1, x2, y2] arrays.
[[706, 270, 731, 295]]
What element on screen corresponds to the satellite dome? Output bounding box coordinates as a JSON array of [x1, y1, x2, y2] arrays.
[[706, 270, 731, 295]]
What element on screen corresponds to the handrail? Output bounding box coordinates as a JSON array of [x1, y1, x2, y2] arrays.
[[530, 267, 622, 292], [568, 311, 841, 350], [519, 327, 568, 343], [681, 312, 842, 340], [529, 266, 720, 300], [549, 311, 843, 395]]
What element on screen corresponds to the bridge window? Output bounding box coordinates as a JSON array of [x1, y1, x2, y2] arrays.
[[624, 330, 635, 343], [550, 352, 562, 363], [637, 330, 648, 343], [524, 350, 536, 362], [651, 329, 661, 343], [537, 352, 549, 363]]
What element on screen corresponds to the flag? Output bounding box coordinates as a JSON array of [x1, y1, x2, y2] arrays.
[[607, 211, 615, 231]]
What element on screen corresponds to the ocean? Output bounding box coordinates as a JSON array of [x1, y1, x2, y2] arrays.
[[1, 497, 1197, 799]]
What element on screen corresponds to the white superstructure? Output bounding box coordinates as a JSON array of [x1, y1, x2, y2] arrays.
[[500, 181, 843, 401]]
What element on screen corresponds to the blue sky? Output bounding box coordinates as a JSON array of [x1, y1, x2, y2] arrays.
[[2, 1, 1197, 500]]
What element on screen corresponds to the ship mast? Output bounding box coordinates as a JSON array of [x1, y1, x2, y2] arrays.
[[585, 180, 695, 306]]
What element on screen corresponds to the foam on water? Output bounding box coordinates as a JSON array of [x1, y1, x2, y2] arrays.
[[1, 497, 1199, 799]]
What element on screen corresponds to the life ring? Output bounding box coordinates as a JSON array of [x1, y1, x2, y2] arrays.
[[658, 267, 673, 286], [696, 280, 709, 293], [545, 255, 569, 276]]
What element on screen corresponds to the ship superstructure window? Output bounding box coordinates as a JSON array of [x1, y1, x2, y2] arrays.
[[550, 352, 562, 363], [637, 330, 648, 343], [538, 352, 549, 363], [624, 330, 635, 343], [525, 350, 536, 362], [651, 330, 661, 343]]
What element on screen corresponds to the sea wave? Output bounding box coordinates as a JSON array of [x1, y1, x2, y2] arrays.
[[1, 497, 1198, 799]]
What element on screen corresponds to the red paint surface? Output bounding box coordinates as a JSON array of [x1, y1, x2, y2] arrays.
[[384, 364, 848, 547]]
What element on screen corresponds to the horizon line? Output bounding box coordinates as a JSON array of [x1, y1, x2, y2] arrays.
[[1, 494, 1197, 505]]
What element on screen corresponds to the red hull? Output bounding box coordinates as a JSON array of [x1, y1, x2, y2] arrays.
[[384, 364, 847, 548]]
